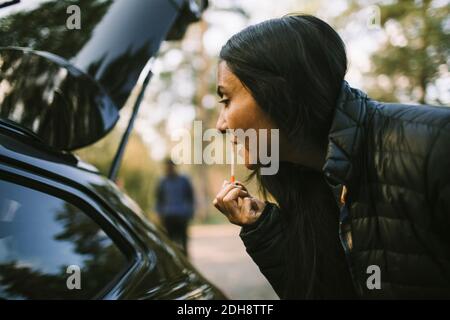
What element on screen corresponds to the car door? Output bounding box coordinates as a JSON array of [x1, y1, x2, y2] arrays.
[[0, 163, 139, 299]]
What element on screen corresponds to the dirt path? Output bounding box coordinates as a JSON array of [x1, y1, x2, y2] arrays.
[[188, 224, 278, 300]]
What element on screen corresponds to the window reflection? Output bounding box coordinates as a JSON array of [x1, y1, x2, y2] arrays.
[[0, 179, 129, 299], [0, 48, 119, 150]]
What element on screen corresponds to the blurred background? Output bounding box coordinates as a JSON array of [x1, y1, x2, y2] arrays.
[[75, 0, 450, 299]]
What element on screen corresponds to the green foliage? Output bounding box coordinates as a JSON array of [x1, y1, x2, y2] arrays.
[[344, 0, 449, 104], [76, 128, 160, 217], [372, 0, 449, 104], [0, 0, 113, 58]]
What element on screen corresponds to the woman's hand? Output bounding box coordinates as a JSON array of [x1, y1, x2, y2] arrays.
[[213, 180, 266, 226]]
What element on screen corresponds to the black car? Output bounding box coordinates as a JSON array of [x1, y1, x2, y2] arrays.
[[0, 0, 226, 299]]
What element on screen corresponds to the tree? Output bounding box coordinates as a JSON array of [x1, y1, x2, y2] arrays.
[[341, 0, 449, 105], [76, 128, 160, 217]]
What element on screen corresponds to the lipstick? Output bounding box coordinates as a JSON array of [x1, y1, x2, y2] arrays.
[[230, 141, 235, 183]]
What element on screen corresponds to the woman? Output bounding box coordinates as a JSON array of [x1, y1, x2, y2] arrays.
[[213, 14, 450, 299]]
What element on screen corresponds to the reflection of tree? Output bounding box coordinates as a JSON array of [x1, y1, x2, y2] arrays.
[[0, 0, 115, 150], [53, 202, 128, 298], [0, 0, 170, 108], [0, 0, 112, 59], [0, 262, 80, 299], [54, 203, 105, 256], [0, 49, 112, 150], [0, 202, 127, 299]]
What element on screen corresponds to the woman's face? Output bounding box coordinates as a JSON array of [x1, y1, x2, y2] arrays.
[[216, 61, 278, 170]]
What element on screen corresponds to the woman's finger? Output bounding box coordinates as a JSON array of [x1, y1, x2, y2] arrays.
[[213, 183, 239, 211], [215, 183, 243, 208], [227, 197, 253, 225], [223, 187, 248, 204], [216, 188, 248, 216], [238, 197, 261, 225], [242, 197, 254, 214], [233, 180, 248, 192]]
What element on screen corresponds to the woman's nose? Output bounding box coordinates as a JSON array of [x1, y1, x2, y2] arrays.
[[216, 112, 227, 134]]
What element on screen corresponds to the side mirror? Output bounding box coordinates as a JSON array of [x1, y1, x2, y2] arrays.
[[0, 47, 119, 150]]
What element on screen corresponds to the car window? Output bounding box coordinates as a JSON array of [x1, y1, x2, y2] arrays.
[[0, 179, 129, 299]]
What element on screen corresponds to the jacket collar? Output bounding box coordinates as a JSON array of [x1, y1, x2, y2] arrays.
[[322, 81, 368, 187]]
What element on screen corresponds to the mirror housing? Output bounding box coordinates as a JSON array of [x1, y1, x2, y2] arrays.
[[0, 47, 119, 151]]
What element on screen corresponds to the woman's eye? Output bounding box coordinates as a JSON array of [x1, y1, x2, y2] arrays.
[[219, 99, 230, 107]]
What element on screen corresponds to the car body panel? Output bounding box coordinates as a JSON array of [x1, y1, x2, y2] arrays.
[[0, 0, 205, 150], [0, 0, 185, 109], [0, 47, 120, 150], [0, 0, 222, 300], [0, 124, 226, 299]]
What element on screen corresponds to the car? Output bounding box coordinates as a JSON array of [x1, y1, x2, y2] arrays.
[[0, 0, 226, 299]]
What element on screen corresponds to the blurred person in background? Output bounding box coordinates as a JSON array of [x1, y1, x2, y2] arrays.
[[156, 159, 195, 256], [213, 14, 450, 299]]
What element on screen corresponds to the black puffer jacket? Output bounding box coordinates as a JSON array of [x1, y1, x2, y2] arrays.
[[240, 81, 450, 299]]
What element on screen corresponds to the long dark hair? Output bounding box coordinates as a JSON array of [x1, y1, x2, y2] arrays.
[[220, 14, 356, 299]]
